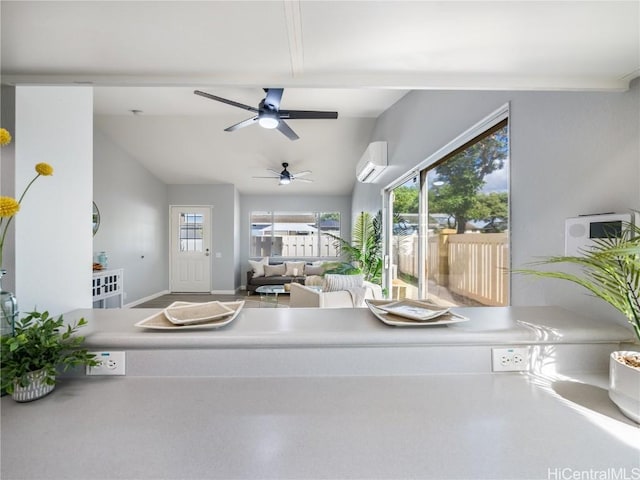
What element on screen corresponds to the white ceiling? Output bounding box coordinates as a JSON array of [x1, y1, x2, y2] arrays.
[[2, 1, 639, 195]]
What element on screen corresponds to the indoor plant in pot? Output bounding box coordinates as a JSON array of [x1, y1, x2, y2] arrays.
[[517, 221, 639, 423], [1, 310, 98, 402]]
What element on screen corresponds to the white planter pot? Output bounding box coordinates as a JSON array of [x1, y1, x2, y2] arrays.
[[11, 369, 55, 403], [609, 351, 640, 424]]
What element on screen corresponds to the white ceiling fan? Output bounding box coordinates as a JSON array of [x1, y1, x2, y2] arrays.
[[254, 163, 313, 186]]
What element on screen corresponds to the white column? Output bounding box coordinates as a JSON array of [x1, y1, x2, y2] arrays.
[[15, 86, 93, 315]]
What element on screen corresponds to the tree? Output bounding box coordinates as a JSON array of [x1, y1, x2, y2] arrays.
[[430, 126, 508, 233], [473, 192, 508, 232], [393, 186, 419, 214]]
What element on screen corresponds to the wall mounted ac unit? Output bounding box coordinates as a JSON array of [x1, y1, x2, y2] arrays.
[[356, 141, 388, 183]]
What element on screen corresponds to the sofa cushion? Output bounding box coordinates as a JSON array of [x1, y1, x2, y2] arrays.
[[264, 264, 286, 277], [284, 261, 306, 276], [322, 274, 365, 292], [248, 257, 269, 278], [305, 264, 325, 276]]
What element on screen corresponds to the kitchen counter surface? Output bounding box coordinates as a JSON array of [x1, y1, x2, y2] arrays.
[[2, 372, 638, 480], [2, 305, 638, 479], [67, 305, 635, 349]]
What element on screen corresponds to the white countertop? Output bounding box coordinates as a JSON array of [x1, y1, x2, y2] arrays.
[[2, 306, 637, 479], [2, 372, 638, 480], [67, 306, 635, 349]]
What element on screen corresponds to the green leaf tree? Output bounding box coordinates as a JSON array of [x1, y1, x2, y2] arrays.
[[430, 126, 508, 233], [472, 192, 509, 232], [393, 185, 419, 214]]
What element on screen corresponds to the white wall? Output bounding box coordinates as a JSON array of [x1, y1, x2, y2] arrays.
[[93, 129, 169, 305], [167, 184, 238, 293], [15, 86, 93, 315], [239, 194, 352, 281], [353, 79, 640, 328]]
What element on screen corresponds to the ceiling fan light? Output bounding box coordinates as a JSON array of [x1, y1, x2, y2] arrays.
[[258, 113, 279, 129], [279, 177, 291, 185]]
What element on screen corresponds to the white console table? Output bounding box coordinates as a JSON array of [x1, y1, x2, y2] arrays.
[[92, 268, 123, 308]]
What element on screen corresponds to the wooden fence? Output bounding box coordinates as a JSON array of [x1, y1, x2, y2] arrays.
[[394, 232, 509, 306], [446, 233, 509, 306], [252, 235, 340, 258]]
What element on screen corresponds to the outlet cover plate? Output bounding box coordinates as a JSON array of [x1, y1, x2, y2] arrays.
[[492, 347, 529, 372], [86, 351, 126, 376]]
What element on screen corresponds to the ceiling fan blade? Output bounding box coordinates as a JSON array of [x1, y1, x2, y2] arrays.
[[292, 170, 312, 177], [276, 120, 299, 141], [225, 116, 259, 132], [267, 169, 282, 176], [295, 178, 313, 183], [263, 88, 284, 110], [194, 90, 259, 113], [279, 110, 339, 120], [253, 176, 281, 179]]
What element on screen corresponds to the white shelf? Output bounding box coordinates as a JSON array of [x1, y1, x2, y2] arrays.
[[92, 268, 123, 308]]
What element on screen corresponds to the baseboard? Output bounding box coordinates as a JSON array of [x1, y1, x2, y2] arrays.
[[125, 290, 170, 308], [210, 289, 239, 295]]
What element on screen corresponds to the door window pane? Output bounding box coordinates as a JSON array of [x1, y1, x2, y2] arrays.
[[179, 213, 204, 252], [391, 178, 420, 300]]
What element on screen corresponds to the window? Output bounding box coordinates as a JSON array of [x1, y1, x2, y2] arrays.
[[179, 212, 204, 252], [250, 211, 341, 258], [387, 114, 509, 307]]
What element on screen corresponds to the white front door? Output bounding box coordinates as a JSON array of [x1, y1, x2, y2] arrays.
[[170, 206, 212, 292]]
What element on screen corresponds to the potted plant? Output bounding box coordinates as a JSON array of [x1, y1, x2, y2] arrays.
[[327, 210, 383, 284], [1, 310, 98, 402], [517, 221, 639, 423]]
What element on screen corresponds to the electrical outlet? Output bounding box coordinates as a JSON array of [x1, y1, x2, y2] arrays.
[[86, 351, 126, 376], [492, 347, 529, 372]]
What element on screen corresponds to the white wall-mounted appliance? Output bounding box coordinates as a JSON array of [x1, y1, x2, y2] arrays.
[[356, 141, 388, 183], [564, 212, 638, 256]]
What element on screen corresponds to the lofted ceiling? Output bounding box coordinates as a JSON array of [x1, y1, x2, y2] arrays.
[[2, 1, 639, 195]]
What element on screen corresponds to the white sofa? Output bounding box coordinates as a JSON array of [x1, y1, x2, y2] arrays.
[[289, 281, 383, 308]]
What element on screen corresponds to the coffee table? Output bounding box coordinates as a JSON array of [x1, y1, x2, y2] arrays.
[[255, 285, 287, 307]]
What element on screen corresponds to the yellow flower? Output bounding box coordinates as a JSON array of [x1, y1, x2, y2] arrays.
[[0, 197, 20, 217], [0, 128, 11, 147], [35, 163, 54, 176]]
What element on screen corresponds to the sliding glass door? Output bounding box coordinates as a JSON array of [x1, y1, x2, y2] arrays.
[[386, 117, 510, 307]]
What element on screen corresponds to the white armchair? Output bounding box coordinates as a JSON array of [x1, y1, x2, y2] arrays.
[[289, 281, 383, 308]]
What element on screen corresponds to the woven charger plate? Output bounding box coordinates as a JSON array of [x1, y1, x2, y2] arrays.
[[135, 301, 244, 330], [164, 300, 234, 325], [365, 299, 469, 327]]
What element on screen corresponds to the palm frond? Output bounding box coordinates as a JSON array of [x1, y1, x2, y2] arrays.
[[515, 221, 640, 341]]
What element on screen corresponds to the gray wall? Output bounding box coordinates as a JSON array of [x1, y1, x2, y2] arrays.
[[1, 86, 16, 292], [167, 184, 238, 293], [94, 129, 169, 305], [352, 79, 640, 327], [240, 194, 352, 286]]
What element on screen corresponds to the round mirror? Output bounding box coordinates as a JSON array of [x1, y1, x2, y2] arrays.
[[92, 202, 100, 236]]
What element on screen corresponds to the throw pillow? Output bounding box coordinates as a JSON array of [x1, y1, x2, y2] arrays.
[[284, 261, 306, 276], [248, 257, 269, 278], [322, 274, 365, 292], [264, 263, 286, 277], [305, 264, 324, 276]]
